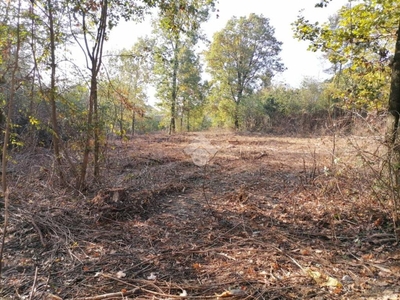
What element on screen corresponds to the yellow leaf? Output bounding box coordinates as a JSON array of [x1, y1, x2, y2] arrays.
[[215, 291, 234, 298], [322, 276, 343, 288], [305, 268, 342, 288]]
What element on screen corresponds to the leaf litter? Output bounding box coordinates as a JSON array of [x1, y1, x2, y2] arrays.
[[1, 132, 399, 299]]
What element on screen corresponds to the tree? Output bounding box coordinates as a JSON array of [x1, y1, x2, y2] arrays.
[[0, 0, 22, 277], [294, 0, 400, 226], [67, 0, 157, 188], [177, 47, 206, 132], [43, 0, 65, 177], [293, 1, 395, 111], [68, 0, 111, 188], [205, 13, 285, 130], [153, 0, 215, 134], [103, 37, 154, 137], [67, 0, 217, 187]]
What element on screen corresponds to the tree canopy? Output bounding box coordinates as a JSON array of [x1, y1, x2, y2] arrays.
[[205, 13, 285, 129], [293, 0, 399, 110]]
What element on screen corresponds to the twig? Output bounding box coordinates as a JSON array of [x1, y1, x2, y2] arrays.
[[74, 288, 139, 300], [0, 188, 10, 276], [28, 266, 39, 300], [100, 273, 163, 293], [272, 246, 307, 273], [29, 218, 46, 247], [348, 251, 393, 273], [99, 273, 223, 299]]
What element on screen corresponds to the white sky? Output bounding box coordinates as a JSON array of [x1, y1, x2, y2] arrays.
[[105, 0, 349, 89]]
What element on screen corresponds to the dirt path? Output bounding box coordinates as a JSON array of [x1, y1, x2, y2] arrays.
[[1, 132, 399, 299]]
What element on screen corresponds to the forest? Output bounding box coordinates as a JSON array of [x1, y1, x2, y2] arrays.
[[0, 0, 399, 299]]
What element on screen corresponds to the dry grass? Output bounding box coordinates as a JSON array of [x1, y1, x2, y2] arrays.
[[0, 131, 399, 299]]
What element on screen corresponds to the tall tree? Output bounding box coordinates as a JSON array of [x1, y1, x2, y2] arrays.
[[44, 0, 65, 177], [153, 0, 215, 134], [0, 0, 22, 276], [104, 37, 154, 136], [69, 0, 109, 188], [205, 13, 284, 130], [177, 46, 204, 131], [68, 0, 217, 187], [68, 0, 156, 188]]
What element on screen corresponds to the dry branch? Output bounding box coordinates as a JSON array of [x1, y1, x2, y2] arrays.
[[73, 288, 139, 300]]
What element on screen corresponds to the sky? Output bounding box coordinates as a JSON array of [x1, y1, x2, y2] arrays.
[[105, 0, 349, 89]]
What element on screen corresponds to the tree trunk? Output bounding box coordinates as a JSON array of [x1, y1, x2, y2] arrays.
[[131, 110, 135, 136], [170, 99, 176, 134], [233, 87, 243, 130], [386, 20, 400, 227], [1, 0, 21, 276], [119, 102, 123, 138], [186, 110, 190, 132], [76, 0, 108, 188], [47, 0, 63, 179], [170, 37, 180, 135], [387, 21, 400, 169], [93, 72, 100, 178], [78, 73, 95, 190], [234, 102, 240, 130], [28, 1, 36, 149]]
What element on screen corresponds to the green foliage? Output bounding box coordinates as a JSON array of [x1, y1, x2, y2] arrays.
[[102, 38, 154, 135], [293, 0, 399, 110], [225, 77, 334, 132], [207, 96, 236, 129], [205, 13, 284, 129], [67, 0, 155, 33], [156, 0, 215, 41], [240, 94, 271, 132], [152, 0, 214, 132], [176, 46, 206, 131], [264, 79, 331, 116]]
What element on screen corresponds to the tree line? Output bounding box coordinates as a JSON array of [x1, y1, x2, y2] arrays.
[[1, 0, 400, 189]]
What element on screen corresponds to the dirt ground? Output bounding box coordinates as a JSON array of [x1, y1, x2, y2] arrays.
[[1, 131, 399, 299]]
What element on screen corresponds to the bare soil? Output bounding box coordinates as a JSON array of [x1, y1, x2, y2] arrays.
[[1, 131, 399, 299]]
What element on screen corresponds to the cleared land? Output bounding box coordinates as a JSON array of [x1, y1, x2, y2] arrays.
[[1, 132, 399, 299]]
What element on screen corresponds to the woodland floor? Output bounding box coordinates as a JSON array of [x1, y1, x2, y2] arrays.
[[1, 131, 400, 299]]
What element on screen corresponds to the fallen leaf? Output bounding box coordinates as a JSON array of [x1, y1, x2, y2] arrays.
[[192, 263, 201, 270], [216, 290, 234, 298], [362, 253, 374, 260], [333, 286, 343, 294], [216, 289, 246, 298], [271, 262, 280, 270], [305, 268, 342, 288], [322, 276, 342, 288]]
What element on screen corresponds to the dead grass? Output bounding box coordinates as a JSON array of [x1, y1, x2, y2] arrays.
[[0, 131, 399, 299]]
